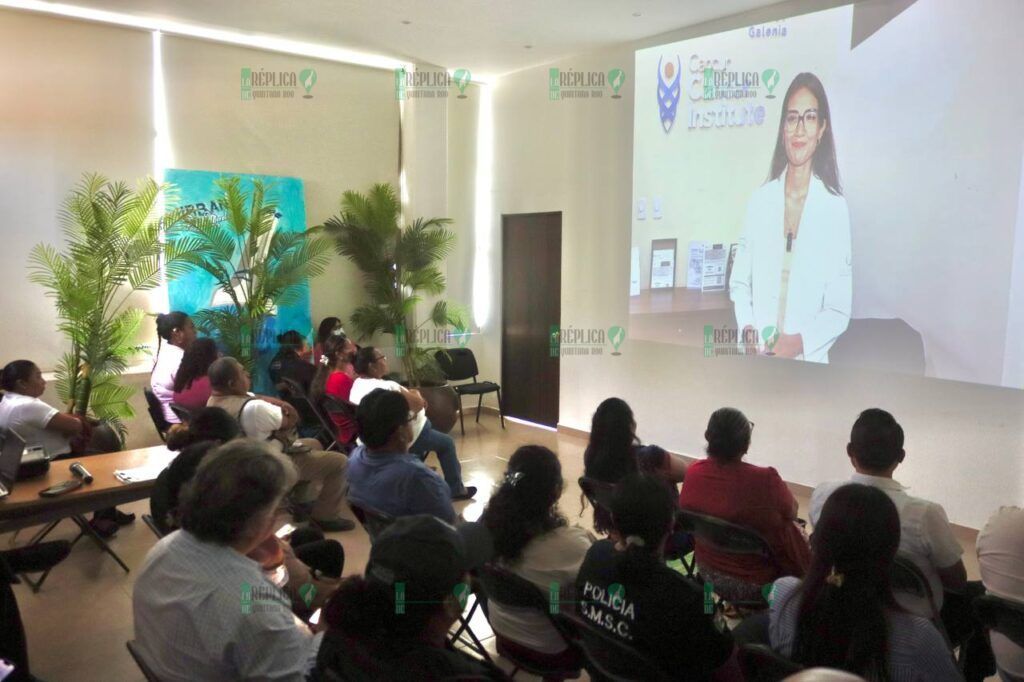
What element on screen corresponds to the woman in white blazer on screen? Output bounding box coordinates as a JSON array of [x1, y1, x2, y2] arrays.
[[729, 72, 851, 363]]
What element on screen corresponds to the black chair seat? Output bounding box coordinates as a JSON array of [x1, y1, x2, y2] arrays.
[[453, 381, 500, 395]]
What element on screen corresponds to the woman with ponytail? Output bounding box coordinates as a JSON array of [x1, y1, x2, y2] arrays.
[[309, 333, 357, 444], [575, 474, 737, 680], [769, 483, 960, 681], [150, 311, 197, 423], [481, 446, 593, 670]]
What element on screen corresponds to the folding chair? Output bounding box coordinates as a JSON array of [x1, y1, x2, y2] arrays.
[[320, 395, 359, 452], [143, 387, 170, 441], [675, 509, 777, 610], [168, 403, 193, 425], [348, 501, 395, 542], [558, 609, 673, 682], [434, 348, 505, 435], [277, 377, 339, 451], [475, 563, 582, 680]]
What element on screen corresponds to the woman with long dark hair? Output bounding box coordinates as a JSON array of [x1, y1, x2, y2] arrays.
[[171, 338, 219, 413], [482, 446, 593, 670], [582, 397, 685, 533], [729, 72, 851, 362], [313, 316, 343, 362], [769, 483, 960, 681], [150, 311, 197, 423], [310, 334, 358, 446], [575, 474, 736, 680]]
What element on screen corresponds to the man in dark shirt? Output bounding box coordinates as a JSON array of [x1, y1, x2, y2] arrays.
[[575, 474, 736, 680]]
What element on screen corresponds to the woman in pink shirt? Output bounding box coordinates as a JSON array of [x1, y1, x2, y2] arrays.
[[310, 334, 358, 446], [172, 338, 219, 415]]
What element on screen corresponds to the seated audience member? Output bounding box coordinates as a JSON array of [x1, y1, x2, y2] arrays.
[[481, 446, 593, 670], [309, 334, 358, 446], [154, 407, 343, 614], [0, 360, 131, 533], [582, 397, 685, 533], [269, 330, 316, 393], [313, 316, 344, 364], [769, 483, 961, 681], [810, 409, 992, 680], [314, 514, 506, 681], [351, 347, 475, 500], [134, 440, 318, 681], [977, 506, 1024, 681], [576, 474, 737, 681], [347, 389, 456, 523], [171, 337, 219, 414], [679, 407, 810, 600], [206, 357, 354, 532], [150, 311, 198, 424]]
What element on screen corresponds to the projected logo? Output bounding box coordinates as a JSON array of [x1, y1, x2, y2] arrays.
[[657, 56, 682, 133]]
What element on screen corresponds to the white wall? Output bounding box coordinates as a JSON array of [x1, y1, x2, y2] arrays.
[[485, 0, 1024, 529]]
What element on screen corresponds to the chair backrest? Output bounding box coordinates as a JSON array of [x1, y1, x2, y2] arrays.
[[143, 387, 170, 440], [434, 348, 480, 382], [278, 377, 337, 448], [675, 509, 775, 559], [320, 396, 359, 446], [578, 476, 617, 513], [126, 640, 162, 682], [738, 643, 804, 682], [558, 609, 673, 682], [974, 593, 1024, 649], [475, 564, 576, 644], [348, 501, 395, 542], [168, 403, 193, 425], [888, 554, 937, 610]]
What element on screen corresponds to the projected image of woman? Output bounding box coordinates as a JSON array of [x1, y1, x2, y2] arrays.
[[729, 72, 851, 362]]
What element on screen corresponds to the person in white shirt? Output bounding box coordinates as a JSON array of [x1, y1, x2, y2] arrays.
[[977, 506, 1024, 681], [206, 357, 354, 532], [133, 439, 319, 681], [150, 311, 197, 424], [480, 445, 593, 668], [350, 347, 475, 500], [811, 408, 994, 680], [0, 360, 83, 457], [729, 72, 851, 362]]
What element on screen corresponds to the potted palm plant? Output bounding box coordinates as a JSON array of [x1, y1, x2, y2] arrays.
[[167, 176, 331, 386], [29, 173, 196, 440], [320, 183, 466, 432]]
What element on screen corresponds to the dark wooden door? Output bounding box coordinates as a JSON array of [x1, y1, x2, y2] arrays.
[[501, 212, 561, 427]]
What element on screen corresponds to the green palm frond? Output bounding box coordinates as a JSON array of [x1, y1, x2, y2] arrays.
[[31, 173, 190, 421], [317, 182, 465, 385]]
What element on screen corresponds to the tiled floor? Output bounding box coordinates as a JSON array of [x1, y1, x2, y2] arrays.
[[5, 416, 986, 681]]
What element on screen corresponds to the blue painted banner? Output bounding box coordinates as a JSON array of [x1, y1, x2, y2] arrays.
[[165, 168, 312, 392]]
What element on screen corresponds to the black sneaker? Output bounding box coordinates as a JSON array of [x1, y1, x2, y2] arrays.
[[2, 540, 71, 573], [95, 507, 136, 526], [313, 517, 356, 532], [88, 518, 119, 538], [451, 486, 477, 501]]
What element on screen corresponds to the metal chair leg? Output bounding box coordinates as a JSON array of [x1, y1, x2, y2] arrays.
[[71, 515, 130, 573], [476, 394, 484, 423], [495, 388, 505, 429], [457, 393, 465, 436]]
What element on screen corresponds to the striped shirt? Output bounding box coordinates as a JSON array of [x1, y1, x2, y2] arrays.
[[768, 576, 962, 682], [132, 530, 319, 681]]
